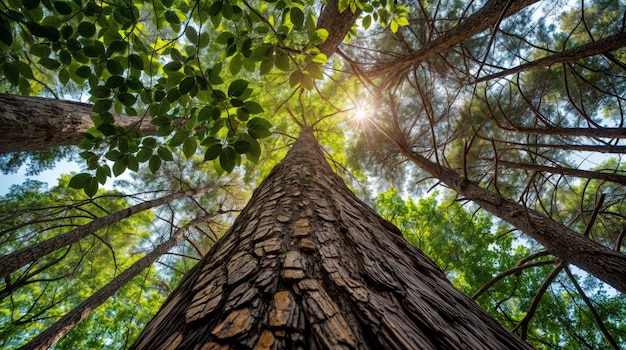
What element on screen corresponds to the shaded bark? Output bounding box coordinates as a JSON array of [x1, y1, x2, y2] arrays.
[[366, 0, 540, 77], [0, 94, 156, 154], [315, 0, 361, 57], [495, 160, 626, 185], [131, 129, 532, 349], [389, 135, 626, 293], [18, 214, 215, 350], [0, 186, 213, 281], [473, 31, 626, 83]]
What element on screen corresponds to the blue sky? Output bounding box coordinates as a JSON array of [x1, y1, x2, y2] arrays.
[[0, 160, 81, 195]]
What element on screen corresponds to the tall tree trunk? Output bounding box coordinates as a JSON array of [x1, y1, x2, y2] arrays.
[[389, 134, 626, 293], [18, 214, 215, 350], [366, 0, 540, 77], [131, 128, 532, 349], [0, 186, 214, 281], [0, 94, 156, 154], [315, 0, 361, 57]]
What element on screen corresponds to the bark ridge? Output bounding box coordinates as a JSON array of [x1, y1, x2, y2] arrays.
[[132, 129, 532, 349]]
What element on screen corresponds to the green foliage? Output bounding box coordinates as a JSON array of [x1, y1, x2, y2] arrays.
[[374, 188, 626, 348], [0, 176, 160, 349]]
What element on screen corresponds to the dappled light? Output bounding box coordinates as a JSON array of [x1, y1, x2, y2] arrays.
[[1, 0, 625, 348]]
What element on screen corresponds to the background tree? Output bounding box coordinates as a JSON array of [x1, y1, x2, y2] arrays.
[[1, 0, 625, 348]]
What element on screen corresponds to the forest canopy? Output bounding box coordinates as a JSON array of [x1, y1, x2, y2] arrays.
[[0, 0, 625, 348]]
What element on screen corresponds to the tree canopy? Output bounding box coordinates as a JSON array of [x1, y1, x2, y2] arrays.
[[1, 0, 625, 348]]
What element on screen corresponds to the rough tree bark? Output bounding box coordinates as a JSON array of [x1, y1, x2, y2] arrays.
[[0, 94, 156, 154], [366, 0, 540, 77], [389, 135, 626, 293], [315, 0, 361, 57], [473, 31, 626, 83], [131, 129, 532, 349], [0, 186, 213, 281]]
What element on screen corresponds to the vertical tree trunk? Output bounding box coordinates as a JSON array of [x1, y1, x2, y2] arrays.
[[0, 94, 156, 153], [131, 128, 532, 349]]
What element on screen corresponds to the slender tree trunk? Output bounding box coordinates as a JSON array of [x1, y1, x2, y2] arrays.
[[366, 0, 540, 77], [495, 160, 626, 185], [17, 214, 214, 350], [473, 31, 626, 83], [390, 136, 626, 293], [0, 186, 213, 280], [0, 94, 157, 154], [131, 128, 532, 349]]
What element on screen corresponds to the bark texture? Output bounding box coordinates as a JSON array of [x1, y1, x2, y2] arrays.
[[315, 0, 361, 57], [473, 31, 626, 83], [131, 129, 532, 349], [0, 94, 156, 153], [0, 187, 213, 280], [366, 0, 539, 77], [392, 139, 626, 293]]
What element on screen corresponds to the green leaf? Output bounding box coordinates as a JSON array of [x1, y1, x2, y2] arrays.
[[233, 139, 250, 154], [23, 0, 41, 9], [68, 173, 92, 189], [59, 69, 70, 85], [97, 123, 116, 136], [17, 64, 34, 80], [105, 75, 125, 88], [93, 99, 112, 114], [208, 0, 222, 16], [2, 63, 18, 86], [38, 58, 61, 70], [236, 108, 249, 121], [29, 44, 51, 58], [204, 143, 222, 160], [290, 7, 304, 29], [53, 1, 72, 15], [228, 79, 249, 97], [0, 26, 13, 46], [84, 178, 98, 197], [75, 65, 92, 78], [220, 146, 236, 172], [275, 53, 290, 71], [362, 15, 371, 30], [106, 60, 124, 75], [96, 165, 111, 184], [149, 155, 162, 173], [165, 10, 180, 24], [185, 26, 198, 42], [168, 130, 189, 147], [229, 54, 243, 75], [289, 71, 300, 88], [311, 28, 329, 44], [78, 22, 96, 38], [338, 0, 349, 13], [117, 93, 137, 106], [247, 117, 273, 139], [112, 160, 126, 176], [183, 137, 197, 158], [136, 147, 152, 162], [90, 86, 111, 98], [243, 101, 264, 114], [83, 43, 105, 57], [105, 149, 121, 161], [157, 147, 174, 161], [179, 77, 195, 95], [244, 135, 261, 163], [164, 61, 182, 71], [128, 54, 144, 70]]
